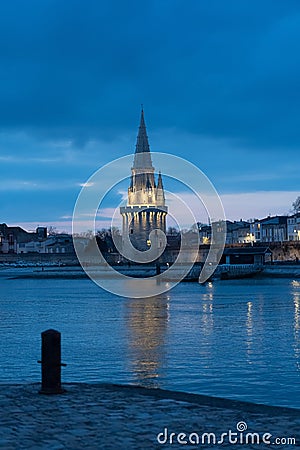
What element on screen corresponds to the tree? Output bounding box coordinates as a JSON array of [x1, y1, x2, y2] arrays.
[[167, 227, 178, 236], [95, 228, 121, 253], [78, 230, 94, 239], [48, 226, 58, 236], [292, 196, 300, 214]]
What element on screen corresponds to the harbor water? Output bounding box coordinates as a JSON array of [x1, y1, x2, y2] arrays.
[[0, 271, 299, 409]]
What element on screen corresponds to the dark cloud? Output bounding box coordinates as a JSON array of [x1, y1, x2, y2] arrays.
[[0, 0, 299, 150]]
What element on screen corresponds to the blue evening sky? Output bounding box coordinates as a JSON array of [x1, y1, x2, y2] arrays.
[[0, 0, 299, 231]]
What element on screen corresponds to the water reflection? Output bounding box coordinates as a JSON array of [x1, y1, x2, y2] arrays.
[[201, 284, 214, 336], [292, 281, 300, 371], [125, 294, 169, 387], [246, 301, 253, 364]]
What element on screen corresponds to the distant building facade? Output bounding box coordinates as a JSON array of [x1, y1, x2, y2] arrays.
[[0, 223, 46, 254], [287, 213, 300, 241], [120, 109, 168, 253], [197, 215, 298, 245], [249, 216, 288, 243], [225, 220, 251, 244], [0, 223, 77, 255], [198, 220, 252, 245], [17, 234, 75, 255]]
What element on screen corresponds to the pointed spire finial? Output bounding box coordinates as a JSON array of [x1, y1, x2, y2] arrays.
[[133, 107, 153, 169], [135, 108, 150, 154]]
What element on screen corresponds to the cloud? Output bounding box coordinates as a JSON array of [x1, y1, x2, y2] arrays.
[[221, 190, 298, 220], [78, 182, 95, 188], [0, 1, 299, 151], [1, 1, 299, 226], [163, 190, 298, 227], [0, 179, 78, 192], [15, 190, 298, 234]]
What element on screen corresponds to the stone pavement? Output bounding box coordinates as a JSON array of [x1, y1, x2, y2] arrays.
[[0, 383, 299, 449]]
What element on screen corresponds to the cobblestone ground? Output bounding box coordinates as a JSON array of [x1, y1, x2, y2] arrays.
[[0, 384, 299, 449]]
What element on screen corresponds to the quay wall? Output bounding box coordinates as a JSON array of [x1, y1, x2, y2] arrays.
[[0, 242, 299, 265], [224, 242, 300, 262], [0, 253, 78, 265], [268, 242, 300, 261], [262, 265, 300, 278]]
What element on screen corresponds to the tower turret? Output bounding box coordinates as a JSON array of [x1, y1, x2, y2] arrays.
[[156, 171, 166, 206]]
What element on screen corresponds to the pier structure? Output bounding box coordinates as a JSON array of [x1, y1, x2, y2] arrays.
[[120, 109, 168, 253]]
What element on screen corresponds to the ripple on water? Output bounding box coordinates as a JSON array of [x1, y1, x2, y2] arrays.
[[0, 275, 299, 408]]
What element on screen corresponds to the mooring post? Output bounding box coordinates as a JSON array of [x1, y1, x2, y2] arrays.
[[156, 263, 161, 275], [38, 329, 66, 394]]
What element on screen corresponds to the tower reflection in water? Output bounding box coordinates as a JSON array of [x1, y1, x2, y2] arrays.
[[125, 294, 170, 387]]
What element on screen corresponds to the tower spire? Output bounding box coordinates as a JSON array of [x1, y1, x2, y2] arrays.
[[133, 108, 153, 170], [135, 107, 150, 154], [120, 110, 168, 252]]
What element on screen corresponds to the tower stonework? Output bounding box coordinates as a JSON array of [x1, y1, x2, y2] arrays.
[[120, 110, 168, 253]]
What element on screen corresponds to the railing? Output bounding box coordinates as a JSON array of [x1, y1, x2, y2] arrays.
[[218, 264, 263, 273]]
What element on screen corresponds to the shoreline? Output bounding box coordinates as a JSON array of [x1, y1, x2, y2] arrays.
[[2, 264, 300, 280], [1, 383, 299, 449], [1, 381, 300, 414]]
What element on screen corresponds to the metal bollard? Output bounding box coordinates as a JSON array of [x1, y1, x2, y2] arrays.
[[38, 329, 66, 394], [156, 263, 161, 275]]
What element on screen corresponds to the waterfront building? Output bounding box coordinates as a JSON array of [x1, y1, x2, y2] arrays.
[[0, 223, 33, 253], [43, 234, 74, 254], [249, 220, 261, 243], [120, 109, 168, 253], [249, 216, 288, 243], [220, 247, 272, 265], [225, 220, 251, 244], [16, 233, 75, 254], [198, 220, 252, 245], [287, 213, 300, 241], [17, 234, 75, 254], [0, 224, 48, 254], [0, 223, 75, 255], [0, 233, 12, 253], [17, 241, 46, 254], [198, 224, 212, 244]]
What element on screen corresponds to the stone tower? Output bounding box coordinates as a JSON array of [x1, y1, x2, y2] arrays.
[[120, 109, 168, 253]]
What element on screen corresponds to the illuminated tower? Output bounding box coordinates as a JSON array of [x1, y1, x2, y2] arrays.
[[120, 109, 168, 252]]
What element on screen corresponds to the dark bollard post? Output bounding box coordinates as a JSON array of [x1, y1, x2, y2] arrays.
[[38, 329, 66, 394], [156, 263, 161, 275]]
